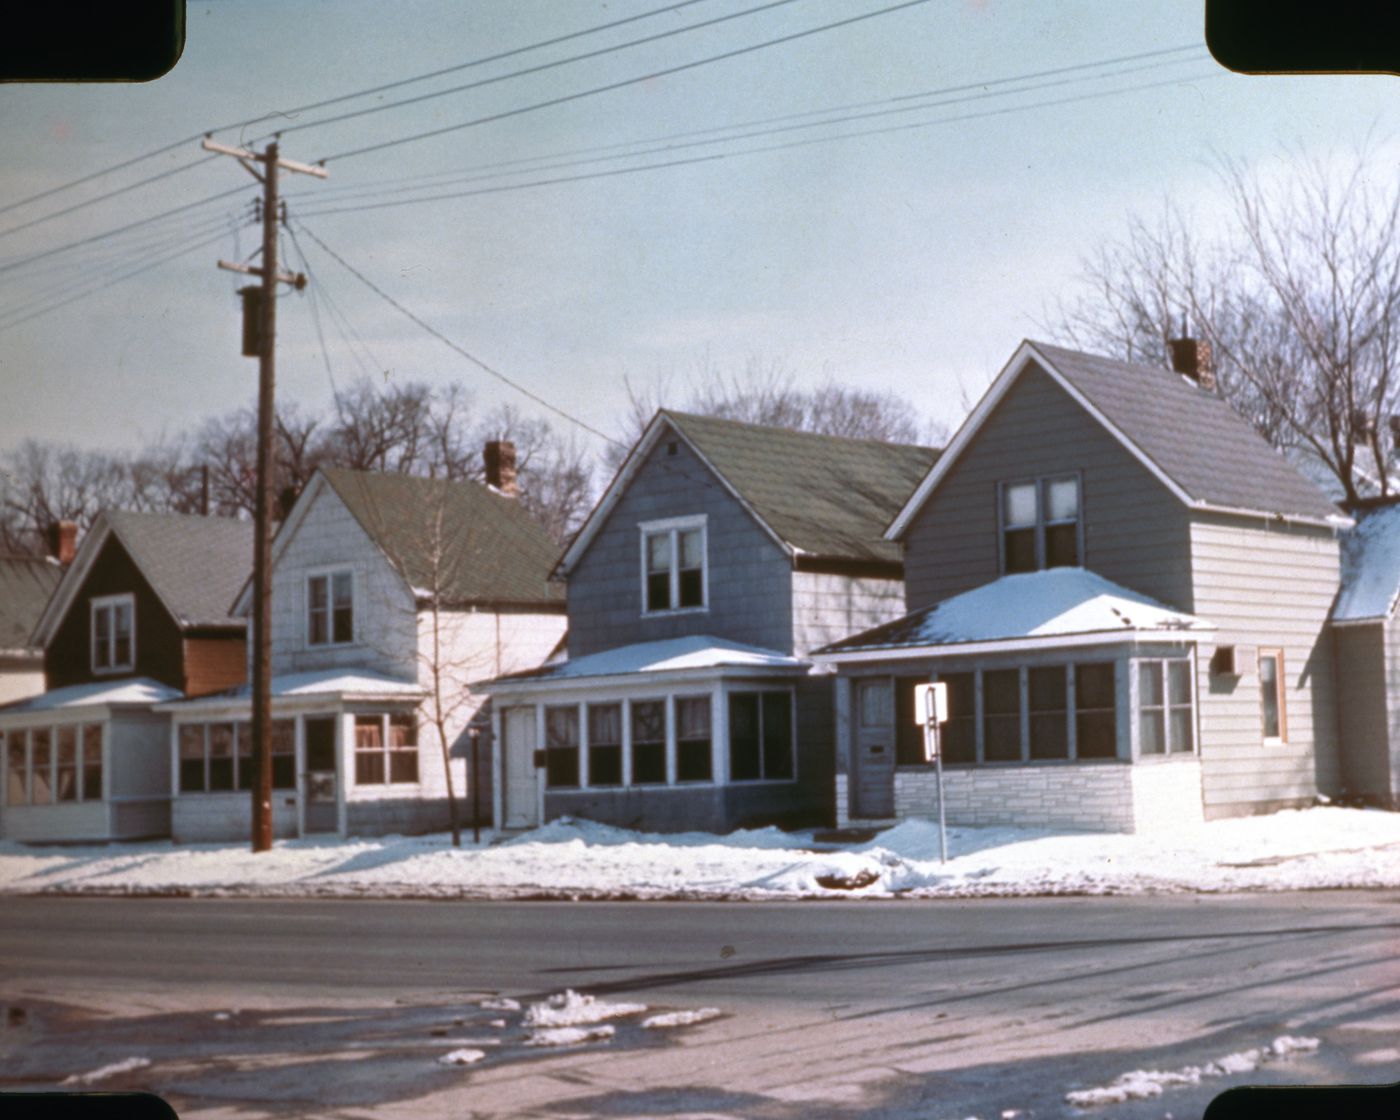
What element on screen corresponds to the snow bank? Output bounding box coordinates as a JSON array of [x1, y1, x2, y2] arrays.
[[3, 808, 1399, 901], [525, 1025, 615, 1047], [1065, 1036, 1320, 1108], [523, 990, 647, 1028], [642, 1008, 723, 1029], [62, 1057, 151, 1085]]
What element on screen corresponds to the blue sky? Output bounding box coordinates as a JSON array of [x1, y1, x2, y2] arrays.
[[2, 0, 1398, 459]]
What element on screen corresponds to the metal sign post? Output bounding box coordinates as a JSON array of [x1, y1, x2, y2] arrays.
[[915, 681, 949, 864]]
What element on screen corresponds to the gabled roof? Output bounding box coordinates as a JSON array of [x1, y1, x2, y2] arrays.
[[814, 568, 1211, 661], [32, 511, 252, 647], [1334, 503, 1400, 624], [0, 554, 61, 653], [558, 410, 938, 575], [888, 341, 1342, 539], [252, 468, 564, 610]]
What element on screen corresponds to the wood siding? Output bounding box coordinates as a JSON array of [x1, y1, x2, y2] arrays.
[[44, 536, 184, 691], [182, 635, 247, 697], [566, 435, 794, 658], [1332, 622, 1394, 804], [901, 363, 1193, 612], [1190, 513, 1341, 817], [791, 570, 906, 658]]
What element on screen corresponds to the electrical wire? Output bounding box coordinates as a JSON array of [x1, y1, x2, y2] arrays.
[[318, 0, 936, 163]]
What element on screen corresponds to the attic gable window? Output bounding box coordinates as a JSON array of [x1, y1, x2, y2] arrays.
[[91, 593, 134, 673], [640, 516, 707, 615], [999, 475, 1081, 574], [307, 569, 354, 646]]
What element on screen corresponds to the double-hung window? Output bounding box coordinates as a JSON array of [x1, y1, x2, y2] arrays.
[[1258, 649, 1286, 743], [675, 696, 712, 782], [728, 691, 794, 782], [588, 704, 622, 786], [545, 705, 580, 788], [354, 713, 419, 785], [630, 700, 667, 785], [91, 593, 134, 672], [641, 517, 706, 614], [999, 476, 1081, 573], [1138, 659, 1194, 755], [308, 570, 354, 646]]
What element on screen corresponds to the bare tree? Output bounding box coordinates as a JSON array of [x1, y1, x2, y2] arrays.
[[1048, 147, 1400, 505]]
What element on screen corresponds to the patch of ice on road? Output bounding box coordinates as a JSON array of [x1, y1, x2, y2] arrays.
[[525, 1024, 615, 1047], [523, 989, 647, 1027], [478, 996, 519, 1012], [641, 1007, 723, 1029], [437, 1048, 485, 1066], [62, 1057, 151, 1085], [1066, 1036, 1321, 1108]]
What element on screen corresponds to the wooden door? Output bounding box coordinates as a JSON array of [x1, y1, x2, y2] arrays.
[[854, 678, 895, 819], [502, 706, 539, 830]]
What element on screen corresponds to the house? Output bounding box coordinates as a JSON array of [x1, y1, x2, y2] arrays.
[[0, 523, 71, 705], [0, 511, 251, 842], [815, 339, 1347, 832], [485, 410, 938, 834], [160, 451, 567, 841], [1332, 500, 1400, 809]]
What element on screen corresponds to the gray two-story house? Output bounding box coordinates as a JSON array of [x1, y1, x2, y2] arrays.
[[485, 410, 938, 833], [817, 340, 1347, 833]]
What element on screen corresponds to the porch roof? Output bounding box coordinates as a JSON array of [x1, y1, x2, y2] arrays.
[[156, 669, 426, 712], [815, 568, 1211, 662], [486, 635, 809, 691], [0, 676, 181, 720], [1335, 503, 1400, 624]]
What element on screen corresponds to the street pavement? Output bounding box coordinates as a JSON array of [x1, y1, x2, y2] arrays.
[[1, 893, 1398, 1118]]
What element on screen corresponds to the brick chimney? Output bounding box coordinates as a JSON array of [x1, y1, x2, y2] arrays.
[[484, 440, 517, 497], [47, 520, 77, 566], [1168, 337, 1216, 392]]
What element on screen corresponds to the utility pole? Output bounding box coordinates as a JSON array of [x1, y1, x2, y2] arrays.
[[204, 135, 326, 852]]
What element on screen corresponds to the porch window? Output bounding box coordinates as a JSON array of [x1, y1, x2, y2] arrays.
[[91, 594, 135, 673], [55, 727, 78, 801], [587, 704, 622, 787], [82, 724, 103, 799], [6, 732, 25, 805], [940, 672, 977, 763], [675, 696, 712, 782], [630, 700, 666, 785], [1075, 663, 1117, 758], [1138, 659, 1194, 755], [999, 476, 1081, 574], [271, 720, 296, 788], [236, 723, 254, 791], [208, 723, 235, 791], [308, 570, 354, 646], [354, 714, 419, 785], [1259, 649, 1286, 742], [179, 724, 206, 792], [641, 517, 706, 614], [728, 691, 794, 782], [545, 705, 580, 788], [30, 728, 52, 804], [1029, 667, 1068, 760], [982, 669, 1022, 762], [388, 713, 418, 783]]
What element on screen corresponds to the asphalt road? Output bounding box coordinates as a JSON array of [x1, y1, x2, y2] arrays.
[[3, 893, 1399, 1118]]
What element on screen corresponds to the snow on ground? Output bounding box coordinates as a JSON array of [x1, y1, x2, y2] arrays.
[[61, 1057, 152, 1085], [437, 1048, 486, 1066], [2, 807, 1400, 901], [525, 1025, 616, 1047], [523, 990, 648, 1028], [1065, 1036, 1320, 1107], [642, 1008, 723, 1029]]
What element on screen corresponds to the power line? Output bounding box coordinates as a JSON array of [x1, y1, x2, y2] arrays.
[[319, 0, 936, 163], [277, 0, 807, 139], [0, 0, 715, 220], [294, 221, 625, 448], [288, 53, 1206, 213], [296, 69, 1222, 219]]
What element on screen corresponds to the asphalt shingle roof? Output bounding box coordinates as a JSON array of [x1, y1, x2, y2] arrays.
[[107, 511, 253, 628], [321, 469, 564, 605], [1031, 342, 1339, 522], [664, 411, 939, 564], [0, 555, 61, 650]]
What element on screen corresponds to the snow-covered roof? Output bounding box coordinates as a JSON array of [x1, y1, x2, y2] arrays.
[[1334, 504, 1400, 624], [816, 568, 1211, 660], [489, 635, 809, 690], [0, 677, 181, 719], [158, 669, 426, 710]]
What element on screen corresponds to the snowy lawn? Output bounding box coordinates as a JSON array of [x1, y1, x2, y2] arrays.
[[2, 807, 1400, 900]]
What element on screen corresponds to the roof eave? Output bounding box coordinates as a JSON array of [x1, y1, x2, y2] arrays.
[[813, 626, 1214, 664]]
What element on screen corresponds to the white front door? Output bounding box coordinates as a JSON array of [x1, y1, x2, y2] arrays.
[[502, 706, 539, 830]]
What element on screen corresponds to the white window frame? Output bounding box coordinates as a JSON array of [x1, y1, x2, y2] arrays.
[[90, 592, 135, 674], [352, 712, 420, 787], [639, 515, 708, 617], [1135, 657, 1196, 757], [997, 473, 1083, 574], [306, 567, 355, 648]]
